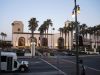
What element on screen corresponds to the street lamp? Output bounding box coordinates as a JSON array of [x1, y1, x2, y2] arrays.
[[73, 0, 80, 75]]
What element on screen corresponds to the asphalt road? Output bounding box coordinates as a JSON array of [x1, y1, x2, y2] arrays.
[[42, 55, 100, 75], [1, 55, 100, 75]]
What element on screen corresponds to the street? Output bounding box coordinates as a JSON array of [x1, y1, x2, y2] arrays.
[[1, 55, 100, 75]]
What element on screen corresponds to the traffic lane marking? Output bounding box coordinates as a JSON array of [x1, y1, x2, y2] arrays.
[[40, 58, 67, 75], [61, 58, 100, 72]]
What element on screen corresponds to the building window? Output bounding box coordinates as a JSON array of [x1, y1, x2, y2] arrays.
[[1, 56, 7, 62]]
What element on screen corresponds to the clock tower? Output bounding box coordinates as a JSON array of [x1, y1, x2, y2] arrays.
[[12, 21, 24, 33]]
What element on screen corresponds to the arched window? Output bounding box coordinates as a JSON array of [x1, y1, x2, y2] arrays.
[[57, 37, 64, 49], [41, 38, 48, 46], [18, 37, 25, 46]]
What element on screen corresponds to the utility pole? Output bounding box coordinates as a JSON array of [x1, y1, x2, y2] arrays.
[[74, 0, 79, 75], [0, 50, 1, 72]]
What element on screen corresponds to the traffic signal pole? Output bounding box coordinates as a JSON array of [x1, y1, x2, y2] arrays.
[[74, 0, 79, 75]]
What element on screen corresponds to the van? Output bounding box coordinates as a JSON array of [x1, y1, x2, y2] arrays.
[[1, 52, 29, 72]]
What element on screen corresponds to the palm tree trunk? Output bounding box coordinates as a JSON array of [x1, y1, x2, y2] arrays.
[[97, 32, 98, 49], [71, 31, 73, 50], [68, 31, 69, 50], [47, 29, 48, 46], [62, 32, 63, 38], [2, 36, 3, 41], [65, 32, 67, 49], [90, 34, 92, 48], [60, 31, 61, 37], [32, 30, 34, 42], [45, 30, 46, 38]]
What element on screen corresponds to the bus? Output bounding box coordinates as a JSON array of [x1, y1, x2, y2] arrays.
[[1, 52, 28, 72]]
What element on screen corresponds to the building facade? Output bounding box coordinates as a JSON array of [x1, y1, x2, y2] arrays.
[[12, 20, 100, 53], [12, 20, 73, 49]]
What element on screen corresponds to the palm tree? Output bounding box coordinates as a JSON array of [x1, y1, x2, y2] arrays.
[[80, 23, 87, 38], [0, 32, 5, 41], [63, 26, 68, 49], [4, 33, 7, 41], [68, 26, 70, 50], [45, 19, 52, 40], [38, 24, 45, 35], [93, 26, 97, 49], [38, 24, 45, 46], [96, 24, 100, 49], [68, 21, 76, 50], [28, 18, 38, 42], [87, 27, 93, 49]]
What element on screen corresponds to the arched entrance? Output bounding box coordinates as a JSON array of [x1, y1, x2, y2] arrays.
[[57, 37, 64, 49], [41, 38, 48, 47], [18, 37, 25, 46]]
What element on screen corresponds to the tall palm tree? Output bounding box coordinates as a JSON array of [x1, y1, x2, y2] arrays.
[[93, 26, 97, 49], [45, 19, 52, 40], [68, 21, 76, 50], [96, 24, 100, 48], [28, 18, 38, 42], [67, 26, 70, 50], [38, 24, 45, 35], [63, 26, 68, 49], [42, 21, 47, 38], [38, 24, 45, 46], [80, 23, 87, 38], [87, 27, 93, 48], [0, 32, 5, 41], [4, 33, 7, 41]]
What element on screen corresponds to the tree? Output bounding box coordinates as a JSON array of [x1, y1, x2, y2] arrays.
[[63, 26, 68, 49], [80, 23, 87, 38], [28, 18, 38, 42], [3, 33, 7, 41], [45, 19, 52, 42], [87, 27, 93, 49], [38, 24, 45, 46], [68, 21, 76, 50], [96, 24, 100, 48], [0, 32, 5, 41]]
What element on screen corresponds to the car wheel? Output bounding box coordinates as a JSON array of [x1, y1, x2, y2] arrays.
[[19, 66, 28, 72]]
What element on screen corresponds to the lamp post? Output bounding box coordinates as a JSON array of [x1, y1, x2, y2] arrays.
[[73, 0, 80, 75]]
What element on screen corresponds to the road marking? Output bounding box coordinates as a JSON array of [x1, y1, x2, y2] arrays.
[[79, 55, 100, 57], [86, 66, 100, 72], [61, 58, 100, 72], [40, 58, 67, 75]]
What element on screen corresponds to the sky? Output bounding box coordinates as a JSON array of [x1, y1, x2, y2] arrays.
[[0, 0, 100, 40]]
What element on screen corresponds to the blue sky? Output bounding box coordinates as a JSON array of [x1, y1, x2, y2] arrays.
[[0, 0, 100, 40]]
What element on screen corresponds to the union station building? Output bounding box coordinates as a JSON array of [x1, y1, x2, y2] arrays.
[[12, 21, 100, 53], [12, 21, 73, 49]]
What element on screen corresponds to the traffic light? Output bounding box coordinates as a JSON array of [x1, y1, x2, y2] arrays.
[[79, 35, 83, 46]]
